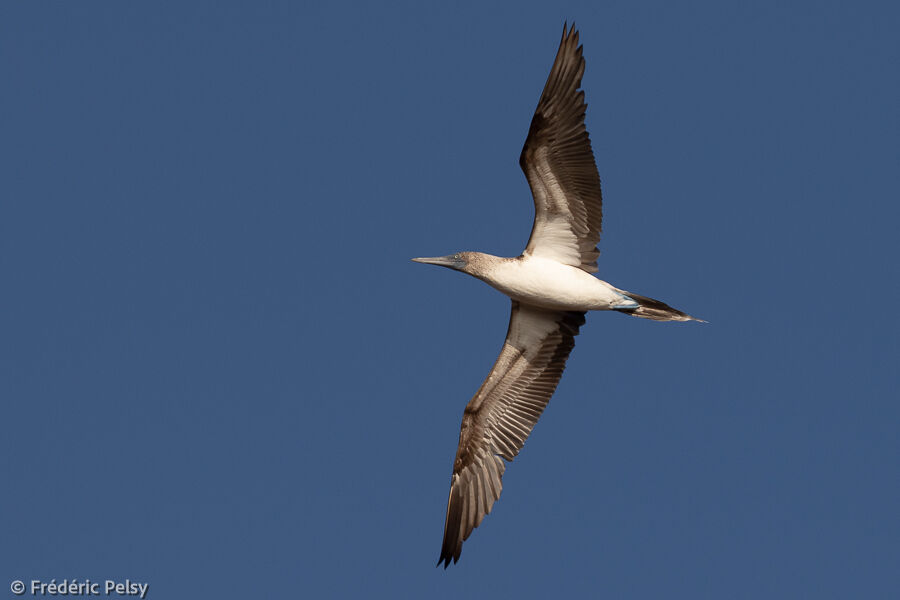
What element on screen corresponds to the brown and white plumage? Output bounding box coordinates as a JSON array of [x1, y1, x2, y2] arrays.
[[414, 23, 701, 569], [438, 24, 599, 568], [438, 303, 585, 567], [521, 24, 603, 274]]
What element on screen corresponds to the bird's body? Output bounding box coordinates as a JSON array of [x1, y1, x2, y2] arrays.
[[456, 252, 637, 312], [413, 24, 702, 568]]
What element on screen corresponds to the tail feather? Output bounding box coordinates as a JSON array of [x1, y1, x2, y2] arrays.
[[617, 292, 704, 322]]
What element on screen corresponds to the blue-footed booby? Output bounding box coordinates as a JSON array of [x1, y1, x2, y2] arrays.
[[413, 24, 702, 569]]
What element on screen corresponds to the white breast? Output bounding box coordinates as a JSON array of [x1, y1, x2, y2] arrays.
[[480, 256, 624, 311]]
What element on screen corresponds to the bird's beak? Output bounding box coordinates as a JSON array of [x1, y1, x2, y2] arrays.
[[411, 255, 466, 270]]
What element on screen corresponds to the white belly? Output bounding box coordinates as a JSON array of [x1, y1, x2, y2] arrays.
[[479, 256, 627, 311]]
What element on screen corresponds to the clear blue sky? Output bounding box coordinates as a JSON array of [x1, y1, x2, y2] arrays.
[[2, 2, 897, 598]]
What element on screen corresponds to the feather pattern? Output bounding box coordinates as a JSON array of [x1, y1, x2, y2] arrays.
[[438, 302, 585, 567], [520, 24, 603, 273]]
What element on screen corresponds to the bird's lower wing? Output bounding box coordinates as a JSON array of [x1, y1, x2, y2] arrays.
[[438, 302, 585, 567]]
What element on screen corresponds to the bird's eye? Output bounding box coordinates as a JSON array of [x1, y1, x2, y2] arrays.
[[454, 253, 461, 259]]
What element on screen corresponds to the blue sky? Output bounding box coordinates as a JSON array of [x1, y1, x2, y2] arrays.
[[2, 1, 897, 598]]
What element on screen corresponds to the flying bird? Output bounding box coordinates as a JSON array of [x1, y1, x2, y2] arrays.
[[413, 24, 702, 569]]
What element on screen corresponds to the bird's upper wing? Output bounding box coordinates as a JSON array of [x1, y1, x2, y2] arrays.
[[520, 24, 603, 273], [438, 302, 585, 567]]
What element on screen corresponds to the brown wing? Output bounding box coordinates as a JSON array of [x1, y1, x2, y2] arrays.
[[438, 302, 586, 567], [520, 24, 603, 273]]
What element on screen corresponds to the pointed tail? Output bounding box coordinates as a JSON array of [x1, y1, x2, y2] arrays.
[[616, 291, 705, 322]]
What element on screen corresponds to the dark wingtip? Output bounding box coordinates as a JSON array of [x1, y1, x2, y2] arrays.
[[436, 554, 453, 569], [561, 21, 578, 40]]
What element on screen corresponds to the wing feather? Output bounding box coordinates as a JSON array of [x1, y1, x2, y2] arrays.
[[437, 302, 585, 567], [520, 24, 603, 273]]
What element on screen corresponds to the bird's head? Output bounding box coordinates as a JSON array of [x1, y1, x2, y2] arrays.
[[411, 252, 473, 273]]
